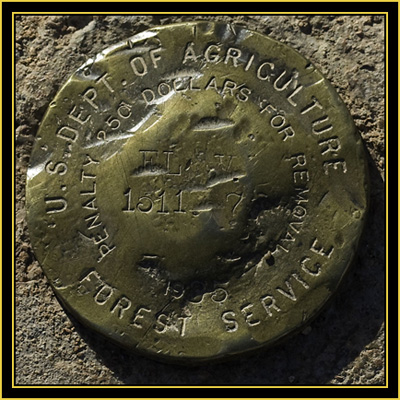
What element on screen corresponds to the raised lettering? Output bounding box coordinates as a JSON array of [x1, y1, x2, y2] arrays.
[[222, 310, 238, 332], [45, 197, 67, 214], [260, 295, 281, 316], [110, 296, 132, 318]]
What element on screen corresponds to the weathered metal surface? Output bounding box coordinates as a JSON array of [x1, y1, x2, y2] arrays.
[[26, 22, 369, 363]]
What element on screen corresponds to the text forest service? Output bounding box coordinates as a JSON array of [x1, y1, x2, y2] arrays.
[[26, 22, 369, 363]]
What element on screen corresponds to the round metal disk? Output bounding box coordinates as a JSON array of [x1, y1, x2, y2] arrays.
[[26, 22, 369, 363]]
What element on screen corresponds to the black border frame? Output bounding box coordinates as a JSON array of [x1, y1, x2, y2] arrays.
[[5, 1, 398, 398]]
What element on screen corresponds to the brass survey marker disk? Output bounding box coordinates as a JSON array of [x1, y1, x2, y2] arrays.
[[26, 22, 369, 363]]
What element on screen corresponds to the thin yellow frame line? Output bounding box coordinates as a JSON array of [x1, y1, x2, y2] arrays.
[[4, 0, 398, 2], [389, 7, 392, 377], [384, 11, 389, 389], [3, 2, 7, 395], [14, 385, 388, 389], [11, 11, 389, 390], [11, 9, 15, 389], [0, 1, 3, 395], [11, 11, 390, 15], [396, 1, 399, 391]]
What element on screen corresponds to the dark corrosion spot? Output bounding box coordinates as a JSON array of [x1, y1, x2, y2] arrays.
[[249, 196, 281, 219]]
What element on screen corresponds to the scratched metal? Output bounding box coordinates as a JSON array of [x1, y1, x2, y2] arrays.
[[26, 22, 369, 363]]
